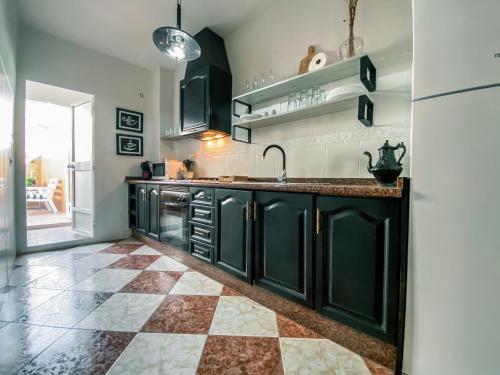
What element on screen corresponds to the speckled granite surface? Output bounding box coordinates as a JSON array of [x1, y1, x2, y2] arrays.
[[126, 177, 407, 198], [136, 234, 398, 370]]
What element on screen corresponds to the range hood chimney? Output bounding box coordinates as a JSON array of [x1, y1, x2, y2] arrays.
[[179, 27, 232, 140], [185, 28, 231, 79]]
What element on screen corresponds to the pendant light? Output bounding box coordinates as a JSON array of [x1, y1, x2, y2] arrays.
[[152, 0, 201, 62]]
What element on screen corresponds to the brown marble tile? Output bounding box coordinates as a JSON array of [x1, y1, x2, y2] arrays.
[[142, 295, 218, 334], [121, 271, 182, 294], [101, 243, 142, 254], [276, 314, 323, 338], [365, 358, 394, 375], [18, 329, 134, 375], [221, 286, 241, 296], [197, 336, 284, 375], [108, 255, 160, 270]]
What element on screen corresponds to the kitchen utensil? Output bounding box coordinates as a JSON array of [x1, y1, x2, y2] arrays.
[[364, 140, 406, 186], [298, 45, 315, 75]]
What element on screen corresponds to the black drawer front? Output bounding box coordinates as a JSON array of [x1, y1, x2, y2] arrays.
[[190, 221, 215, 246], [190, 187, 214, 206], [190, 205, 215, 226], [190, 239, 213, 262]]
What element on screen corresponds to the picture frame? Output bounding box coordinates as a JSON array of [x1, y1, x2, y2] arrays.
[[232, 125, 252, 144], [116, 107, 143, 133], [232, 99, 252, 118], [116, 133, 143, 156]]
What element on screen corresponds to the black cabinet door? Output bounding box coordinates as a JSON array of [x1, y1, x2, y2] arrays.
[[180, 72, 208, 132], [215, 189, 253, 282], [316, 196, 401, 343], [146, 185, 160, 241], [135, 184, 147, 235], [254, 192, 314, 307]]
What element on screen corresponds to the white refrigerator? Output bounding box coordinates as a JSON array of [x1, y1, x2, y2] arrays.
[[410, 1, 500, 374]]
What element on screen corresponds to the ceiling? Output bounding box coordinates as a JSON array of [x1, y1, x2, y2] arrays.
[[26, 81, 93, 107], [17, 0, 278, 70]]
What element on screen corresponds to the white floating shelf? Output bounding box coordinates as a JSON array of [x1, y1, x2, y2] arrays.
[[233, 55, 371, 106], [233, 95, 363, 129]]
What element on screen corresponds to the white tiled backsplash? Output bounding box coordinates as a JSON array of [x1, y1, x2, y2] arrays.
[[168, 64, 412, 179]]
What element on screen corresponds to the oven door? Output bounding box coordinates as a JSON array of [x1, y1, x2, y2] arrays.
[[160, 201, 189, 250]]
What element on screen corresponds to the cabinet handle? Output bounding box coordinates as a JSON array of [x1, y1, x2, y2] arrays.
[[316, 208, 321, 234], [253, 201, 257, 221], [142, 190, 146, 202], [246, 202, 250, 222]]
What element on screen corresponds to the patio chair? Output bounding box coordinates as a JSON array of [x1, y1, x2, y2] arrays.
[[26, 178, 59, 213]]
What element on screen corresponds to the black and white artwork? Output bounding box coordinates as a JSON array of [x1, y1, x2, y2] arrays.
[[116, 107, 143, 133], [116, 133, 143, 156]]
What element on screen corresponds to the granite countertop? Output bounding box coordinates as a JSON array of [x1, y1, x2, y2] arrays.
[[125, 177, 408, 199]]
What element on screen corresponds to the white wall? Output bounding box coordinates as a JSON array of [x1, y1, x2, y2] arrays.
[[161, 0, 413, 180], [0, 0, 18, 291], [14, 26, 158, 252]]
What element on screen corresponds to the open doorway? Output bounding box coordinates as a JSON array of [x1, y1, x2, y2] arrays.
[[25, 81, 95, 247]]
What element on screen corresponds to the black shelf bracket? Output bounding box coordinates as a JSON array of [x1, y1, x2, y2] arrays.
[[232, 125, 252, 143], [360, 56, 376, 92], [233, 99, 252, 118], [358, 95, 374, 127]]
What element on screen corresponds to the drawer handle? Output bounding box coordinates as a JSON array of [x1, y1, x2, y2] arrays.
[[195, 191, 206, 199], [194, 227, 210, 237], [195, 208, 211, 217], [193, 245, 209, 256]]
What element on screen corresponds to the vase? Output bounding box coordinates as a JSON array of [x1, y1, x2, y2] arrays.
[[339, 35, 364, 61]]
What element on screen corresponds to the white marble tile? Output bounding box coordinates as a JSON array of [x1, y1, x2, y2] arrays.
[[0, 287, 62, 321], [0, 323, 67, 374], [107, 333, 206, 375], [76, 293, 164, 332], [71, 253, 125, 269], [130, 245, 163, 256], [14, 252, 53, 266], [71, 269, 141, 292], [169, 271, 222, 296], [146, 255, 188, 272], [63, 243, 115, 253], [29, 253, 91, 267], [8, 266, 60, 287], [209, 296, 278, 337], [19, 290, 111, 328], [325, 142, 360, 178], [27, 267, 98, 290], [279, 338, 371, 375]]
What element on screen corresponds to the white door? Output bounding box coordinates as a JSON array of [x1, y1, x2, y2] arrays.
[[70, 101, 94, 236]]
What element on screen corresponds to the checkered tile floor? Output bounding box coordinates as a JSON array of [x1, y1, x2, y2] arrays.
[[0, 240, 392, 374]]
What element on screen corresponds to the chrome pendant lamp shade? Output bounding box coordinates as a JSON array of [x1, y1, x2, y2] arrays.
[[153, 0, 201, 62]]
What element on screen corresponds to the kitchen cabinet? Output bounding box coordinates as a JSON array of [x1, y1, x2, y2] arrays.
[[315, 196, 401, 343], [254, 191, 314, 307], [135, 184, 147, 235], [134, 184, 160, 241], [146, 185, 160, 241], [215, 189, 253, 282]]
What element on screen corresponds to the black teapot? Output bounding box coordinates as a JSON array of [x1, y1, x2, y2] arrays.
[[364, 140, 406, 186]]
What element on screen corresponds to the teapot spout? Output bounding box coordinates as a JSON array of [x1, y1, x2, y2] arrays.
[[363, 151, 374, 174]]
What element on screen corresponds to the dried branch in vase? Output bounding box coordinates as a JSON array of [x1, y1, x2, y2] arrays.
[[346, 0, 359, 57]]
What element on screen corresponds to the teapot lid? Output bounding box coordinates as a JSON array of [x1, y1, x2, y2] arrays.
[[378, 140, 393, 150]]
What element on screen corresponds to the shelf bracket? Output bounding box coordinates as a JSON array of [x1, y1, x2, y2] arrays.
[[358, 95, 374, 127], [233, 99, 252, 117], [360, 56, 376, 92], [232, 125, 252, 143]]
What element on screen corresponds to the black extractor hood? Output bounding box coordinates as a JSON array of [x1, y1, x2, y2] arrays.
[[179, 28, 232, 140]]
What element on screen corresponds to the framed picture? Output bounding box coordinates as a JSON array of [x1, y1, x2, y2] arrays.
[[116, 133, 143, 156], [116, 107, 143, 133], [232, 125, 252, 144], [232, 100, 252, 118]]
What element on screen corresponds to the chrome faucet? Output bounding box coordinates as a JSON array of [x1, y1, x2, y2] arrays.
[[262, 144, 287, 184]]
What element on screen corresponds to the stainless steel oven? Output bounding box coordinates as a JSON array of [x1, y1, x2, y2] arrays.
[[159, 186, 190, 250]]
